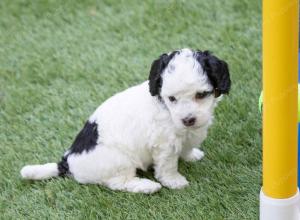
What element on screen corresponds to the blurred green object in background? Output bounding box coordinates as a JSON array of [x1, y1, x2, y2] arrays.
[[259, 91, 263, 113]]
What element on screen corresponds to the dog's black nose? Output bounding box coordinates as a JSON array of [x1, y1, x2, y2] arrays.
[[182, 117, 196, 127]]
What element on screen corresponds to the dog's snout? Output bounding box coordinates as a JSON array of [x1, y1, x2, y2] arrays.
[[182, 117, 196, 127]]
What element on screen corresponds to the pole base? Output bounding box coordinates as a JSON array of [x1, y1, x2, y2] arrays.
[[260, 188, 300, 220]]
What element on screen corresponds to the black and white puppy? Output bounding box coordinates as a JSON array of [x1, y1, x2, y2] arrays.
[[21, 48, 231, 194]]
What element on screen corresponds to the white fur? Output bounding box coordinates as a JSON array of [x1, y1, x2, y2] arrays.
[[21, 48, 222, 194], [21, 163, 58, 180]]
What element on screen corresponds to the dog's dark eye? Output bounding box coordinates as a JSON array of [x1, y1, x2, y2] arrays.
[[168, 96, 177, 102], [195, 92, 210, 99]]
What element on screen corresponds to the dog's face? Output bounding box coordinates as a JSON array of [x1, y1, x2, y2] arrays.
[[149, 48, 231, 129]]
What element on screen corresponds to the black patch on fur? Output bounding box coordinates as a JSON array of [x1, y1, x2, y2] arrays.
[[69, 121, 99, 154], [57, 121, 99, 176], [148, 51, 179, 97], [195, 50, 231, 97], [57, 156, 69, 177]]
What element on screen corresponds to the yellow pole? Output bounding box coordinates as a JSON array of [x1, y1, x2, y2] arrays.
[[263, 0, 298, 198]]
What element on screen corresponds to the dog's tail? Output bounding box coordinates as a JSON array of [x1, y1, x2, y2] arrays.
[[20, 163, 59, 180], [20, 157, 69, 180]]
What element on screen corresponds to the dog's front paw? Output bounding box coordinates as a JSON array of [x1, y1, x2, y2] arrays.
[[182, 148, 204, 162], [160, 174, 189, 189]]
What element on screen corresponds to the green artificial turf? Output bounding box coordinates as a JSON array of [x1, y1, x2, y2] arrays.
[[0, 0, 261, 219]]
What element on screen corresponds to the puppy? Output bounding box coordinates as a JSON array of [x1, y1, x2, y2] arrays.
[[21, 48, 231, 194]]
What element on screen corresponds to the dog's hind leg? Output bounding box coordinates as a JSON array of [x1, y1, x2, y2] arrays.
[[68, 146, 161, 193], [106, 176, 161, 194]]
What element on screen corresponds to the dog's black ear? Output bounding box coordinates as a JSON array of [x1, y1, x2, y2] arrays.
[[148, 51, 178, 96], [196, 51, 231, 97]]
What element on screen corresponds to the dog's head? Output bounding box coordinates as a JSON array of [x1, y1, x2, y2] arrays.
[[149, 48, 231, 129]]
